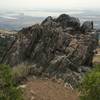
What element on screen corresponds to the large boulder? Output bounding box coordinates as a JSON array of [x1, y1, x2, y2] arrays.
[[41, 15, 57, 27], [81, 21, 93, 33], [42, 14, 80, 30], [55, 14, 80, 30]]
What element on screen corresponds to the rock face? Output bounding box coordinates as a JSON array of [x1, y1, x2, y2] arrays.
[[0, 31, 16, 63], [81, 21, 93, 33], [1, 14, 98, 87], [41, 14, 80, 30]]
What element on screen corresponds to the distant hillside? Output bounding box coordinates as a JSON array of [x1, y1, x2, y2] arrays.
[[0, 15, 44, 31], [0, 10, 100, 31], [0, 29, 17, 34]]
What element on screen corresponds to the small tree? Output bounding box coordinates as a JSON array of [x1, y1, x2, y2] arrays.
[[80, 64, 100, 100], [0, 64, 23, 100]]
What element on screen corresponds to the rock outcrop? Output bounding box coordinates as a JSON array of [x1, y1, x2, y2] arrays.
[[0, 14, 98, 87], [41, 14, 80, 30], [0, 31, 16, 63], [81, 21, 93, 33]]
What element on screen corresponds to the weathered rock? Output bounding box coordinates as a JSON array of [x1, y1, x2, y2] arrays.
[[81, 21, 93, 33], [55, 14, 80, 30], [0, 14, 98, 87], [0, 31, 16, 63], [42, 14, 80, 30]]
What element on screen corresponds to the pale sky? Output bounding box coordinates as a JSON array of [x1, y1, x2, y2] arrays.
[[0, 0, 100, 10]]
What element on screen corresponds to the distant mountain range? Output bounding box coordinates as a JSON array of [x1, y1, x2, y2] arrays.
[[0, 10, 100, 31], [0, 15, 44, 31]]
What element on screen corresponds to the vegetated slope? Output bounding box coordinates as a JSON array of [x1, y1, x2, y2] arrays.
[[0, 14, 98, 87], [23, 79, 79, 100]]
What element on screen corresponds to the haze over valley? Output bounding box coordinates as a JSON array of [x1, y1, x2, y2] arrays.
[[0, 9, 100, 31]]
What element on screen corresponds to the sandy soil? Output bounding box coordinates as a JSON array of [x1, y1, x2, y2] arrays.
[[23, 79, 79, 100]]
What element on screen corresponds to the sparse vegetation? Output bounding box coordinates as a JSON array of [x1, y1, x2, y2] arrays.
[[0, 64, 23, 100], [12, 64, 33, 83], [80, 64, 100, 100]]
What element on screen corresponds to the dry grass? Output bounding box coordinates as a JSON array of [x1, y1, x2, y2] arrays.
[[12, 64, 80, 100], [12, 63, 32, 82]]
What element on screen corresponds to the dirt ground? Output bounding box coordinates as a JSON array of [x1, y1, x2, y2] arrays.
[[23, 79, 79, 100]]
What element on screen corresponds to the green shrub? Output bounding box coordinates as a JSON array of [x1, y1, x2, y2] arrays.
[[80, 64, 100, 100], [0, 64, 23, 100]]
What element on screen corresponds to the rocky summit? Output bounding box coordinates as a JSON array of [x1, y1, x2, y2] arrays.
[[0, 14, 98, 87]]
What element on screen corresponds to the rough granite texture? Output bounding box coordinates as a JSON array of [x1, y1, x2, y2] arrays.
[[0, 14, 98, 86]]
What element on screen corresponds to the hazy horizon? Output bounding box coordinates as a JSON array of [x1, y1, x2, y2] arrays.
[[0, 0, 100, 30], [0, 0, 100, 11]]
